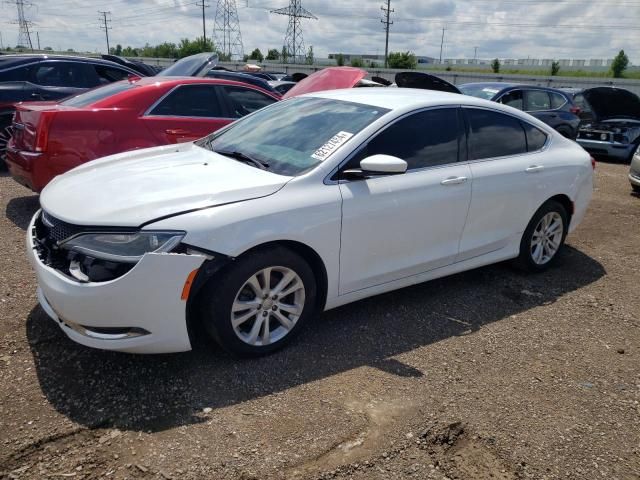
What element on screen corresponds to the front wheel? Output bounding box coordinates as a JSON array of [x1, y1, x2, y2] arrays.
[[515, 200, 568, 272], [199, 246, 317, 356]]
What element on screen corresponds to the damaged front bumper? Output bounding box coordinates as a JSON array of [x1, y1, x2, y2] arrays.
[[26, 211, 207, 354]]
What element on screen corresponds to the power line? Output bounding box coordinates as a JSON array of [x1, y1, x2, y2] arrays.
[[380, 0, 393, 68], [271, 0, 317, 64], [98, 10, 111, 54]]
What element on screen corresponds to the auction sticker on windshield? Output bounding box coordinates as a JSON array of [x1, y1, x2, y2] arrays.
[[311, 131, 354, 161]]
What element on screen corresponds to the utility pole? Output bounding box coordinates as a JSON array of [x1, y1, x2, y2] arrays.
[[439, 27, 445, 64], [381, 0, 393, 68], [98, 11, 111, 54], [196, 1, 209, 46], [36, 31, 40, 50], [473, 46, 478, 63], [0, 31, 4, 50]]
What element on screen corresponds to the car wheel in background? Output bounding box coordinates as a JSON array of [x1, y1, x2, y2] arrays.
[[0, 116, 13, 170], [515, 200, 568, 272], [199, 246, 317, 356]]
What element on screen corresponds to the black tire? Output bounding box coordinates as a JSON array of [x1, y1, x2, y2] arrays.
[[632, 184, 640, 194], [514, 200, 569, 272], [198, 246, 317, 357]]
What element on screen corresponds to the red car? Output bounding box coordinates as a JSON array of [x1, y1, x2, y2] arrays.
[[6, 76, 280, 191]]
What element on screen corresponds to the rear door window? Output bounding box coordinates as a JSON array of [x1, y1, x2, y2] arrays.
[[221, 86, 277, 118], [465, 108, 527, 160], [32, 61, 97, 88], [148, 84, 225, 117], [94, 65, 131, 85], [499, 90, 524, 110], [525, 90, 551, 111]]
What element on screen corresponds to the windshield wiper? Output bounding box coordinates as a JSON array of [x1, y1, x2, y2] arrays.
[[214, 149, 270, 170]]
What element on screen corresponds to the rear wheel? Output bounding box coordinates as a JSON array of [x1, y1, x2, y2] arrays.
[[0, 115, 13, 171], [199, 246, 317, 356], [632, 184, 640, 194], [515, 200, 568, 272]]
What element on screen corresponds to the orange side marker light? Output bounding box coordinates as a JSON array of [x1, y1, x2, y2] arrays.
[[181, 269, 199, 301]]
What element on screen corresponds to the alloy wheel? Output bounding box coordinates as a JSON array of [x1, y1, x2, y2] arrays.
[[530, 212, 564, 265], [231, 266, 306, 346], [0, 124, 14, 163]]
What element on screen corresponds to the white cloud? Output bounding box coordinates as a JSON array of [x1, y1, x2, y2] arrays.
[[1, 0, 637, 62]]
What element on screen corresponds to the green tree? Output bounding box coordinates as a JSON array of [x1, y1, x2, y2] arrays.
[[281, 46, 289, 63], [387, 51, 417, 69], [176, 37, 214, 58], [550, 61, 560, 76], [266, 48, 280, 61], [491, 58, 501, 73], [305, 45, 314, 65], [43, 46, 52, 51], [243, 54, 250, 62], [350, 57, 364, 67], [610, 49, 629, 78], [249, 48, 264, 62], [336, 53, 345, 66]]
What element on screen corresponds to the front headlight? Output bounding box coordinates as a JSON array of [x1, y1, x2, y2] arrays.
[[60, 231, 185, 263]]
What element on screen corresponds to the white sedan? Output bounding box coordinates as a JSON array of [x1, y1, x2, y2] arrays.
[[27, 88, 593, 355]]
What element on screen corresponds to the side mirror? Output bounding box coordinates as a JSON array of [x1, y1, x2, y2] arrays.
[[360, 154, 407, 175], [342, 154, 407, 179]]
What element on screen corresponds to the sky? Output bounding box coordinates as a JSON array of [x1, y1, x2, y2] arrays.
[[1, 0, 638, 62]]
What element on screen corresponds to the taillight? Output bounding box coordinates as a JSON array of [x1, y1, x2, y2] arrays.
[[570, 106, 581, 115], [590, 157, 596, 170], [34, 111, 56, 152]]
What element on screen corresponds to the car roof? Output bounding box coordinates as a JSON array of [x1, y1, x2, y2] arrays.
[[309, 87, 499, 111], [127, 75, 278, 94], [0, 54, 139, 71]]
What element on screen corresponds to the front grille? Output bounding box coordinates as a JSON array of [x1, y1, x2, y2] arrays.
[[41, 211, 85, 242]]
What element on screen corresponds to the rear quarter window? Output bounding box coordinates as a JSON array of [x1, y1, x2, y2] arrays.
[[521, 122, 548, 151], [0, 64, 33, 82]]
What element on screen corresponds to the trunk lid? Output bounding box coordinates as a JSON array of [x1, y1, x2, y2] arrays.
[[11, 102, 66, 152], [283, 67, 367, 99]]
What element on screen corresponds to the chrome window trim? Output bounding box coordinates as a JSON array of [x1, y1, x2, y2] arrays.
[[324, 104, 550, 185]]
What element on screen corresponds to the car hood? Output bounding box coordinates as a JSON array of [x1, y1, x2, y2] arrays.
[[40, 142, 290, 227], [395, 72, 462, 94], [583, 87, 640, 121], [283, 67, 367, 99]]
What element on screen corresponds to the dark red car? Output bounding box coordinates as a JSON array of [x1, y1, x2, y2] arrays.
[[6, 76, 280, 191]]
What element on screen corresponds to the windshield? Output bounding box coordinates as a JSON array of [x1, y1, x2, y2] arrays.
[[459, 84, 501, 100], [198, 97, 389, 176], [160, 53, 217, 77], [61, 81, 135, 107]]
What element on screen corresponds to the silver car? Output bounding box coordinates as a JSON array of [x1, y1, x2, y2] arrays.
[[630, 145, 640, 193]]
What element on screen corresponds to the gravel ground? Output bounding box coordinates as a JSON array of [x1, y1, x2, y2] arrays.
[[0, 162, 639, 480]]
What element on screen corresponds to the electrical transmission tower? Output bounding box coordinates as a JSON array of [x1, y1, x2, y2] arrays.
[[213, 0, 244, 61], [98, 11, 112, 54], [11, 0, 34, 50], [271, 0, 317, 64], [381, 0, 393, 68]]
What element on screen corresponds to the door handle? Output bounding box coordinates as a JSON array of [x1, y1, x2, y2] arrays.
[[30, 93, 44, 99], [165, 128, 190, 135], [440, 176, 468, 185], [525, 165, 545, 173]]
